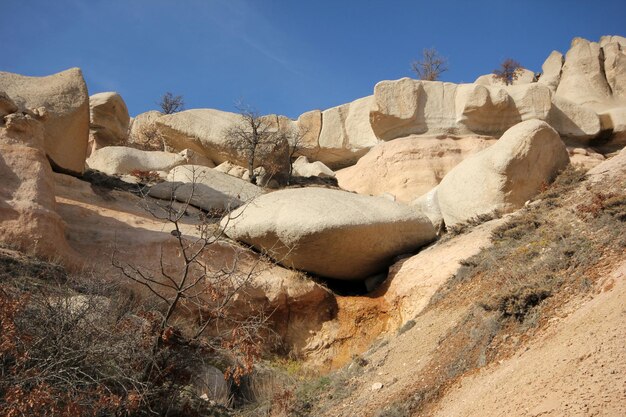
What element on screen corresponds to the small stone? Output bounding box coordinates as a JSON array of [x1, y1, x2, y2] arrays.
[[371, 382, 383, 391]]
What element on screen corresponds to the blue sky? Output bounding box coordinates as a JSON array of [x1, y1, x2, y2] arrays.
[[1, 0, 625, 118]]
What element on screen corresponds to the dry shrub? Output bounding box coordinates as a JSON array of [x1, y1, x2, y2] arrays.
[[128, 123, 166, 152], [129, 169, 163, 184]]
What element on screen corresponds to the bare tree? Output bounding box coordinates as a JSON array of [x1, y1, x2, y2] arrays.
[[158, 92, 185, 114], [112, 174, 273, 386], [411, 48, 448, 81], [493, 59, 523, 85], [224, 102, 288, 185]]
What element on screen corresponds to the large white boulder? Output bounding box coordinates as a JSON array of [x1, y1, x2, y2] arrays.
[[336, 135, 495, 202], [221, 188, 437, 280], [88, 92, 130, 152], [86, 146, 195, 175], [437, 120, 569, 227], [0, 68, 89, 173], [147, 181, 244, 212], [167, 165, 263, 203]]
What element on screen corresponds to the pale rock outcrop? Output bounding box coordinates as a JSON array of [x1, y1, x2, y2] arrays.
[[370, 79, 459, 140], [474, 68, 536, 86], [0, 105, 77, 264], [167, 165, 263, 203], [0, 68, 89, 173], [437, 120, 569, 226], [336, 136, 495, 202], [601, 38, 626, 98], [370, 78, 552, 140], [538, 51, 564, 91], [155, 109, 290, 179], [455, 83, 552, 135], [88, 92, 130, 153], [317, 96, 381, 169], [556, 38, 612, 106], [547, 96, 601, 139], [221, 188, 437, 280], [292, 156, 335, 178], [86, 146, 200, 175]]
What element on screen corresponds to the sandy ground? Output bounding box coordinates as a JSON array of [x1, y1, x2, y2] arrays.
[[432, 261, 626, 417]]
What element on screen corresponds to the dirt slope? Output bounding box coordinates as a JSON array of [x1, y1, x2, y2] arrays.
[[433, 261, 626, 417]]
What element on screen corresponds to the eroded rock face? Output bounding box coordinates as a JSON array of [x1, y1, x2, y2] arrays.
[[0, 68, 89, 173], [316, 96, 381, 169], [88, 92, 130, 153], [221, 188, 436, 280], [336, 135, 495, 202], [0, 105, 76, 264], [370, 79, 459, 140], [369, 78, 552, 140], [600, 35, 626, 98], [455, 83, 552, 135], [437, 120, 569, 226], [556, 38, 612, 106]]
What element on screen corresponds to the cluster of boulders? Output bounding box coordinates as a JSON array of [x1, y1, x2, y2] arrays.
[[0, 35, 625, 286]]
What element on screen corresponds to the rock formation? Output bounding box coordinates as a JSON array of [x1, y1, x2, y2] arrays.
[[88, 92, 130, 153], [86, 146, 207, 176], [437, 120, 569, 226], [221, 188, 436, 280], [0, 68, 89, 173], [336, 136, 494, 202], [0, 94, 77, 264]]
